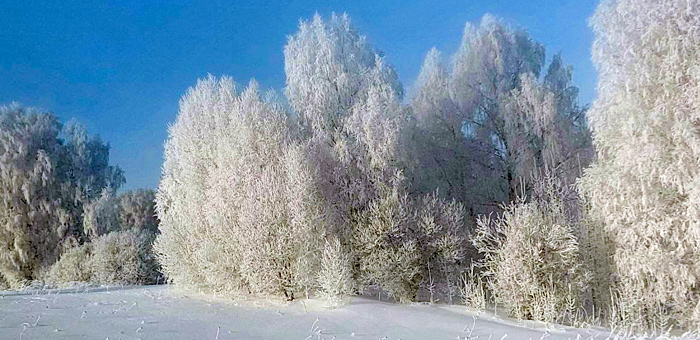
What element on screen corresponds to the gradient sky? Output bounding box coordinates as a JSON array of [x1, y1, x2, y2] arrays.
[[1, 0, 598, 190]]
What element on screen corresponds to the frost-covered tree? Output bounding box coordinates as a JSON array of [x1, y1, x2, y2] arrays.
[[0, 105, 68, 287], [284, 13, 409, 246], [581, 0, 700, 331], [118, 189, 158, 234], [156, 76, 230, 288], [63, 122, 125, 203], [317, 237, 354, 306], [451, 15, 545, 202], [156, 76, 328, 298], [204, 80, 327, 298], [473, 168, 588, 323], [353, 173, 469, 303], [501, 72, 590, 195], [409, 48, 504, 216], [411, 15, 590, 211], [61, 122, 125, 238], [155, 75, 229, 289], [82, 188, 121, 239], [284, 13, 402, 139], [0, 104, 123, 288]]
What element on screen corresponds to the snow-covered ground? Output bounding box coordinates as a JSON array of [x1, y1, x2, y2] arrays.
[[0, 284, 611, 340]]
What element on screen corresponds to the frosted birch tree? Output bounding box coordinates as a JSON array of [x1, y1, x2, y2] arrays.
[[411, 15, 591, 212], [0, 105, 67, 287], [581, 0, 700, 330], [155, 76, 329, 298], [155, 76, 237, 289], [284, 12, 408, 240], [0, 104, 123, 287]]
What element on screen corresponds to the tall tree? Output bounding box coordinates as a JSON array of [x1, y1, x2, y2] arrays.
[[581, 0, 700, 330], [0, 104, 123, 287], [284, 13, 402, 140], [411, 15, 590, 213], [155, 76, 237, 288], [284, 13, 408, 238], [409, 48, 503, 216]]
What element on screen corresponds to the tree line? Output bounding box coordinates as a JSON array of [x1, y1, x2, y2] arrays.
[[2, 0, 698, 334]]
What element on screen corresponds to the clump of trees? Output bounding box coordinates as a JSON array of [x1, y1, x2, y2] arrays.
[[155, 5, 699, 334], [43, 188, 161, 287], [156, 14, 469, 302], [5, 0, 695, 335], [0, 104, 125, 288], [0, 103, 160, 289], [473, 168, 588, 324], [155, 12, 590, 307]]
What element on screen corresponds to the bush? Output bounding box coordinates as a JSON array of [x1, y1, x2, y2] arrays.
[[42, 229, 161, 287], [91, 229, 161, 285], [41, 243, 93, 286], [353, 177, 421, 302], [43, 187, 162, 288], [353, 174, 469, 303], [155, 78, 327, 299], [473, 169, 588, 323]]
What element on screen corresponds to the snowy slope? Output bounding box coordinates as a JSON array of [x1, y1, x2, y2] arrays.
[[0, 285, 610, 340]]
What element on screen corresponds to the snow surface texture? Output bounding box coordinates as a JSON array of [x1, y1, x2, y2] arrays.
[[0, 285, 611, 340]]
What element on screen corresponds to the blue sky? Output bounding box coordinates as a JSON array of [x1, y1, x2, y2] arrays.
[[1, 0, 598, 190]]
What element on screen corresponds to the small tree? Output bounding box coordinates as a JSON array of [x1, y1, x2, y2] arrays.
[[473, 168, 588, 323], [91, 229, 160, 285], [155, 75, 235, 289], [317, 237, 354, 306], [353, 173, 470, 303]]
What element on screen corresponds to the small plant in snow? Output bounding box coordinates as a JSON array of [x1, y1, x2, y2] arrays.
[[461, 263, 487, 311], [317, 237, 353, 306]]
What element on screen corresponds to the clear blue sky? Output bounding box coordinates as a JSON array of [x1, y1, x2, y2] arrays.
[[1, 0, 598, 190]]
